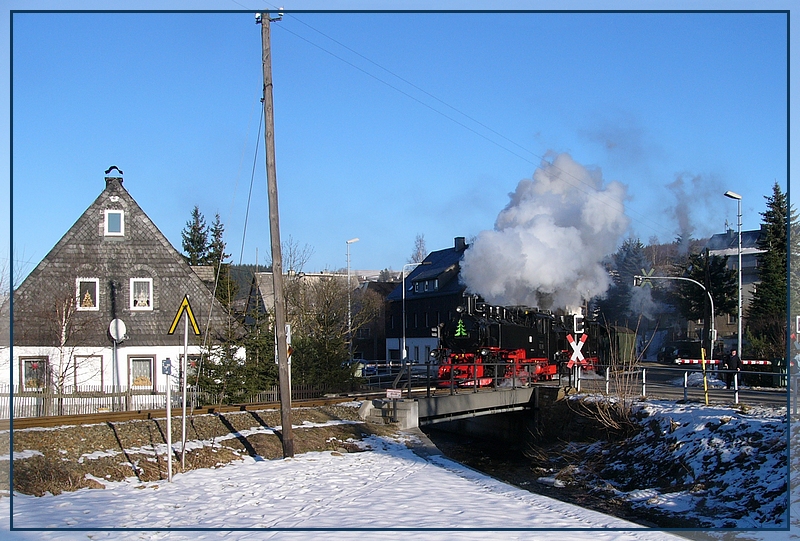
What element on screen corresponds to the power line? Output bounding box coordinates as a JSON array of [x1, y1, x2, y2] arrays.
[[266, 11, 676, 240]]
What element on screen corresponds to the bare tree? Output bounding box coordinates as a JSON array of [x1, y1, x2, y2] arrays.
[[408, 233, 427, 264], [19, 283, 105, 414], [266, 235, 314, 274]]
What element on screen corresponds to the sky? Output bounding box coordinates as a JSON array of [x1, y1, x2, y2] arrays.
[[1, 1, 794, 284], [0, 398, 792, 539]]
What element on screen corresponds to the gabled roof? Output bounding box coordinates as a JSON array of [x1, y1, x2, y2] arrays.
[[706, 228, 766, 257], [4, 173, 234, 348], [386, 237, 469, 302]]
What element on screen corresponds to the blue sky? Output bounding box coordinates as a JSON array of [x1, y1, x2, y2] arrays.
[[2, 1, 794, 283]]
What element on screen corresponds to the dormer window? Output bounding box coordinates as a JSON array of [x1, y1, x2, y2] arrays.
[[76, 278, 99, 311], [105, 209, 124, 236], [130, 278, 153, 310]]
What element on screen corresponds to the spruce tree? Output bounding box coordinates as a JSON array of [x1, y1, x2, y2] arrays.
[[207, 213, 238, 308], [181, 206, 208, 266], [746, 182, 794, 359], [597, 238, 649, 326]]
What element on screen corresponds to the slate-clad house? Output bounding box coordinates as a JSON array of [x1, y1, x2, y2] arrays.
[[385, 237, 470, 363], [0, 168, 236, 403]]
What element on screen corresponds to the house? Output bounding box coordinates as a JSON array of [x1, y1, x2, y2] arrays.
[[385, 237, 470, 363], [352, 280, 396, 361], [705, 226, 767, 347], [0, 168, 236, 407]]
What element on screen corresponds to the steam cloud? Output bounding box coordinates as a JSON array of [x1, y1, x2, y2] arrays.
[[460, 153, 630, 311]]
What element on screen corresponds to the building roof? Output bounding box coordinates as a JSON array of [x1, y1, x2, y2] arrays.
[[386, 237, 469, 302], [706, 228, 766, 257], [3, 172, 234, 348]]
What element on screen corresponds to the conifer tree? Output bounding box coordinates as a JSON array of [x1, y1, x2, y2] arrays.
[[746, 182, 794, 358], [207, 213, 238, 308], [181, 206, 208, 266]]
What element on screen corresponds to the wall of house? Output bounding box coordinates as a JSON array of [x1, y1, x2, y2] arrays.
[[1, 345, 244, 392]]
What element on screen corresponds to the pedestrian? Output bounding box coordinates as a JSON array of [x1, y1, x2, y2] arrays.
[[726, 349, 742, 389]]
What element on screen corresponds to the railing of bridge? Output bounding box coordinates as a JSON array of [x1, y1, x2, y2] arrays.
[[360, 360, 791, 410]]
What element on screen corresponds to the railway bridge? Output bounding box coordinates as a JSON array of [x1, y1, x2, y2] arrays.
[[359, 385, 565, 429]]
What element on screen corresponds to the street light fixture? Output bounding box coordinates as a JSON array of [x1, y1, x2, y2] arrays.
[[724, 191, 743, 357], [346, 238, 359, 363]]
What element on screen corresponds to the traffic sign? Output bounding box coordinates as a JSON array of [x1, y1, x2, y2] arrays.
[[566, 333, 588, 368], [168, 295, 201, 335]]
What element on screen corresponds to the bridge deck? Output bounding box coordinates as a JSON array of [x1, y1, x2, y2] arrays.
[[417, 386, 560, 425]]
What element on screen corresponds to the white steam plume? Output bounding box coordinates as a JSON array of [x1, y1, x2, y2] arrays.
[[460, 153, 630, 311]]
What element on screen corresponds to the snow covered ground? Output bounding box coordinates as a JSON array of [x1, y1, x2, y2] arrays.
[[0, 397, 795, 541]]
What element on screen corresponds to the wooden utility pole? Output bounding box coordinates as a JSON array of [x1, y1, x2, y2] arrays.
[[259, 11, 293, 458]]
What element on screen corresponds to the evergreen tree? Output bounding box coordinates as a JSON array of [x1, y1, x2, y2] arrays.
[[674, 251, 737, 320], [746, 182, 794, 359], [207, 213, 238, 307], [597, 238, 650, 326], [181, 206, 208, 266]]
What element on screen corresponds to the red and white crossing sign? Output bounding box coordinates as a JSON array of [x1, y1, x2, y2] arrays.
[[566, 333, 588, 368]]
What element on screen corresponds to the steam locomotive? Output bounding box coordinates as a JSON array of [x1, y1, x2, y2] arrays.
[[434, 296, 606, 388]]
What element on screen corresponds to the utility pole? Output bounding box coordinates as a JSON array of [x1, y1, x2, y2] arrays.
[[258, 11, 293, 458]]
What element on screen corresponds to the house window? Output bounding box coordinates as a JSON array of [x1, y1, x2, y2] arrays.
[[356, 327, 371, 339], [130, 356, 154, 388], [21, 357, 48, 390], [414, 282, 420, 293], [104, 209, 124, 236], [424, 281, 429, 291], [74, 355, 103, 388], [76, 278, 99, 310], [727, 313, 737, 325], [130, 278, 153, 310], [434, 279, 438, 291], [178, 354, 201, 381]]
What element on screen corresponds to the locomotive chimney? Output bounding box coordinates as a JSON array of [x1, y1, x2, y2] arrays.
[[454, 237, 466, 252]]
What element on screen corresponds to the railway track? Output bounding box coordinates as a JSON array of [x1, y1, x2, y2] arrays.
[[0, 394, 382, 431]]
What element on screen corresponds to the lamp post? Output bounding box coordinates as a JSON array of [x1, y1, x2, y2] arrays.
[[634, 275, 716, 362], [724, 191, 743, 357], [346, 238, 359, 363]]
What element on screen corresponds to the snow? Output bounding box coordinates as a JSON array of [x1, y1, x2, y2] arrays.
[[0, 400, 796, 540]]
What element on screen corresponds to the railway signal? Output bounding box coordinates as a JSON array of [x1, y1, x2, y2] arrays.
[[567, 333, 588, 368]]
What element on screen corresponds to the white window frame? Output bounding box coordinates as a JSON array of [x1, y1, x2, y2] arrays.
[[76, 277, 100, 311], [130, 356, 155, 389], [104, 209, 125, 236], [130, 278, 153, 310], [74, 355, 103, 388]]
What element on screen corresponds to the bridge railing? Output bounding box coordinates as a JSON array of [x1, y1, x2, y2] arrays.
[[574, 364, 788, 407]]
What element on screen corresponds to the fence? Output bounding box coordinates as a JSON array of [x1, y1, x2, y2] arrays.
[[0, 383, 330, 419]]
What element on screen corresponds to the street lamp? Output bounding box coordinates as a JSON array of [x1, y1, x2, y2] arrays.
[[346, 238, 359, 363], [724, 191, 743, 357]]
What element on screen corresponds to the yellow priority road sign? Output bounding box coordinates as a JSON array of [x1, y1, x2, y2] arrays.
[[168, 295, 201, 335]]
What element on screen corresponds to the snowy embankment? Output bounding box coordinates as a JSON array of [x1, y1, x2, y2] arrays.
[[0, 398, 795, 540]]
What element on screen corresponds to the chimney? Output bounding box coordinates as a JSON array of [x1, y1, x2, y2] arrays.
[[454, 236, 466, 252], [104, 165, 124, 186]]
